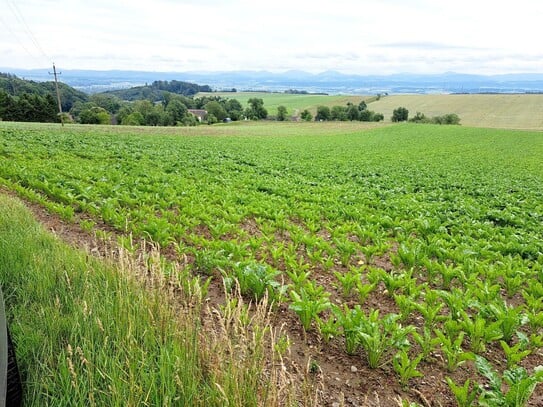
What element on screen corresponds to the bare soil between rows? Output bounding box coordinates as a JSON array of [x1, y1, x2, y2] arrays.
[[3, 188, 542, 407]]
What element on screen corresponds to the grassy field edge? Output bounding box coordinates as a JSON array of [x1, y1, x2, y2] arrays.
[[0, 193, 305, 406]]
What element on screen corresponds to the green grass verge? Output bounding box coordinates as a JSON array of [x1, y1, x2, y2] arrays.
[[0, 193, 213, 406], [0, 194, 300, 406]]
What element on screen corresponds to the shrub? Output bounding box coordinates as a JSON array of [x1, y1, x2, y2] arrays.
[[315, 105, 331, 121], [392, 107, 409, 122], [300, 109, 313, 121]]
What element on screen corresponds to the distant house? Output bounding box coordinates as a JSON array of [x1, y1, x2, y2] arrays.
[[187, 109, 207, 122]]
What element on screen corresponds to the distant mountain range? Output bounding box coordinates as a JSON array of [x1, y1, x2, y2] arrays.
[[3, 68, 543, 95]]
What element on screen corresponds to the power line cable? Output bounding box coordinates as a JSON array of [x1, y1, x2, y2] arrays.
[[0, 12, 45, 66], [6, 0, 50, 61]]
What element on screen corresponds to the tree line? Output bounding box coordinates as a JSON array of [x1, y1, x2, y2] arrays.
[[72, 94, 270, 125], [0, 91, 59, 122], [391, 107, 461, 125]]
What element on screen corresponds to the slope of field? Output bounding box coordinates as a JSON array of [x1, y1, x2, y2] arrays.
[[370, 94, 543, 129], [197, 91, 370, 116], [1, 121, 543, 405]]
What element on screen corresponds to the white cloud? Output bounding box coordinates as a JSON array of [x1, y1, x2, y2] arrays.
[[0, 0, 541, 74]]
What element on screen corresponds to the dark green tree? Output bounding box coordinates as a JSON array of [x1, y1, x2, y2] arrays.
[[346, 103, 360, 121], [0, 90, 14, 120], [205, 101, 227, 121], [300, 109, 313, 121], [315, 105, 331, 121], [331, 106, 348, 121], [122, 111, 145, 125], [392, 107, 409, 122], [246, 98, 267, 120], [225, 99, 243, 120], [89, 94, 121, 114], [166, 98, 188, 124], [80, 106, 110, 124], [207, 113, 218, 124], [276, 105, 288, 121]]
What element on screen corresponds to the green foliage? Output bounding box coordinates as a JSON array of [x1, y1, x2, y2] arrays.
[[0, 72, 88, 112], [276, 105, 288, 121], [122, 111, 145, 125], [331, 105, 348, 121], [289, 281, 331, 331], [432, 113, 461, 125], [392, 106, 409, 122], [357, 310, 414, 368], [460, 311, 503, 353], [165, 98, 189, 124], [346, 103, 360, 120], [446, 377, 479, 407], [500, 340, 531, 368], [315, 105, 331, 121], [334, 267, 362, 298], [435, 329, 474, 372], [334, 305, 366, 355], [89, 93, 122, 114], [409, 111, 461, 125], [225, 262, 286, 302], [2, 121, 543, 406], [104, 80, 210, 102], [359, 109, 384, 122], [205, 100, 228, 122], [0, 90, 59, 123], [409, 111, 430, 123], [476, 355, 543, 407], [246, 98, 268, 120], [393, 350, 423, 388], [79, 106, 110, 124], [300, 109, 313, 121], [0, 195, 213, 405]]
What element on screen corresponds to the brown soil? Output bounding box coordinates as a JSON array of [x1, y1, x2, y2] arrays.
[[3, 188, 542, 407]]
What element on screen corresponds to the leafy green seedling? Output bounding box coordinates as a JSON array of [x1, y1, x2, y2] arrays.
[[476, 355, 543, 407], [393, 350, 423, 389], [446, 377, 479, 407]]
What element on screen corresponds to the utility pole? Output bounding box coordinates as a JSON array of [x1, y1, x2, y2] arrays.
[[49, 63, 64, 126]]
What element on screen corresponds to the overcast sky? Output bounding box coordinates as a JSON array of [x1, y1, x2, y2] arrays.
[[1, 0, 541, 75]]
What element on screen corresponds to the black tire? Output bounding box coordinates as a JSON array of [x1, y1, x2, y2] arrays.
[[5, 328, 22, 407]]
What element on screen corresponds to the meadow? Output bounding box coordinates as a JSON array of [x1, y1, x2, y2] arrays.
[[1, 121, 543, 405]]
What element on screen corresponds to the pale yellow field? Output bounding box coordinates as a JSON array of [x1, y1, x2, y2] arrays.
[[369, 94, 543, 130]]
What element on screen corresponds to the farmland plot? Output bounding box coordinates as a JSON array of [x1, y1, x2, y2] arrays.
[[370, 94, 543, 129], [1, 121, 543, 405]]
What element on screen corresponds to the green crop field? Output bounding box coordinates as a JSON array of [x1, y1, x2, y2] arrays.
[[370, 94, 543, 129], [197, 91, 370, 116], [1, 121, 543, 405]]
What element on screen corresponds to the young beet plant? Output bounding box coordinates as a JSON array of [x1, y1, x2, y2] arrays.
[[334, 305, 367, 355], [358, 310, 414, 369], [434, 329, 474, 372], [393, 350, 423, 389], [289, 281, 331, 331], [446, 377, 480, 407], [476, 355, 543, 407], [224, 262, 287, 303]]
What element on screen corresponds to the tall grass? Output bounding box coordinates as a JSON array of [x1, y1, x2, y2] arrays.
[[0, 193, 311, 406]]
